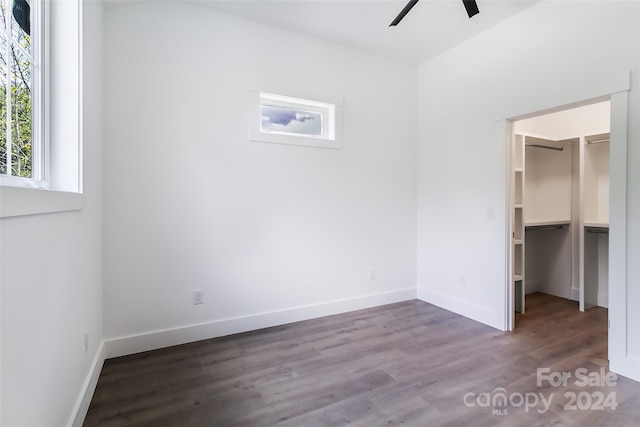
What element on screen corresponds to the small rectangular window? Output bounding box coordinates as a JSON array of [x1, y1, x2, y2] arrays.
[[250, 92, 341, 149], [261, 104, 323, 137]]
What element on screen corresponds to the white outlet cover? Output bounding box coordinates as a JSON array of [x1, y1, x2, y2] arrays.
[[193, 290, 204, 305]]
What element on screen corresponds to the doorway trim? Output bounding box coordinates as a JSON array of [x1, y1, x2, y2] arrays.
[[499, 70, 632, 379]]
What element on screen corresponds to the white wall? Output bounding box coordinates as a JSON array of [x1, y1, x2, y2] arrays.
[[515, 101, 610, 139], [103, 2, 417, 355], [523, 140, 573, 224], [525, 228, 572, 298], [597, 234, 609, 308], [585, 141, 610, 224], [417, 0, 639, 377], [0, 2, 104, 426]]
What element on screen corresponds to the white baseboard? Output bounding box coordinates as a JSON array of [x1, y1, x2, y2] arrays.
[[570, 288, 609, 308], [416, 287, 503, 331], [68, 341, 106, 427], [105, 288, 416, 358]]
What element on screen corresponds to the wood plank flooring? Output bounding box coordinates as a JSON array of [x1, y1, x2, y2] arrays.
[[84, 293, 640, 426]]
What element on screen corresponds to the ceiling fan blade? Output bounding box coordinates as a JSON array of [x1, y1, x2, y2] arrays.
[[462, 0, 480, 18], [389, 0, 420, 27]]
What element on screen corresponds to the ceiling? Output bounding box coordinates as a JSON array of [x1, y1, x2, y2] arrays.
[[193, 0, 541, 64]]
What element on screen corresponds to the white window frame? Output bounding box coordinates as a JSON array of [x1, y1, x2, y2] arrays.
[[249, 91, 342, 149], [0, 0, 82, 218], [0, 0, 48, 188]]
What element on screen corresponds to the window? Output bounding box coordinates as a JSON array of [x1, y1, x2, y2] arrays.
[[250, 92, 342, 149], [0, 0, 45, 186], [0, 0, 83, 218]]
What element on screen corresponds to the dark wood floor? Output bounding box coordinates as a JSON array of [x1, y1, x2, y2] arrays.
[[84, 293, 640, 426]]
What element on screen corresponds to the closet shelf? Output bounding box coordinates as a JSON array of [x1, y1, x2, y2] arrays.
[[525, 220, 571, 228], [584, 222, 609, 229], [513, 274, 523, 281]]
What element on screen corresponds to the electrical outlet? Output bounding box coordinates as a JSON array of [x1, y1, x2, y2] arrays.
[[193, 290, 204, 305], [487, 207, 495, 219], [368, 269, 375, 280], [84, 331, 89, 354]]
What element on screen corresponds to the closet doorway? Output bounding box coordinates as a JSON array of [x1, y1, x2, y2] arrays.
[[508, 100, 611, 328]]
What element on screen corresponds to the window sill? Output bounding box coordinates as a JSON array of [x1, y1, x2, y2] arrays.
[[250, 131, 343, 149], [0, 185, 83, 218]]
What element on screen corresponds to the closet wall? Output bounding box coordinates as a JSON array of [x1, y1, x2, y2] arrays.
[[516, 102, 610, 140], [584, 136, 610, 226], [513, 101, 610, 313], [584, 135, 610, 308], [524, 139, 573, 225], [523, 138, 573, 300]]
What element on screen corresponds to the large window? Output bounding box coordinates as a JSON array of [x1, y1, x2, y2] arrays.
[[0, 0, 43, 184], [0, 0, 83, 219]]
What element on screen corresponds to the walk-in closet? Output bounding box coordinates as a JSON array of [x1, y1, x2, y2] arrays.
[[510, 101, 610, 325]]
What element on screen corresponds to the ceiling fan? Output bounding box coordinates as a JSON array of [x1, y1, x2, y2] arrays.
[[390, 0, 480, 26]]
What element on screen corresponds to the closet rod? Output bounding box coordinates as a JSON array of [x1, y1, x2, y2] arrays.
[[587, 229, 609, 234], [525, 144, 563, 151], [526, 224, 565, 231], [587, 138, 610, 144]]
